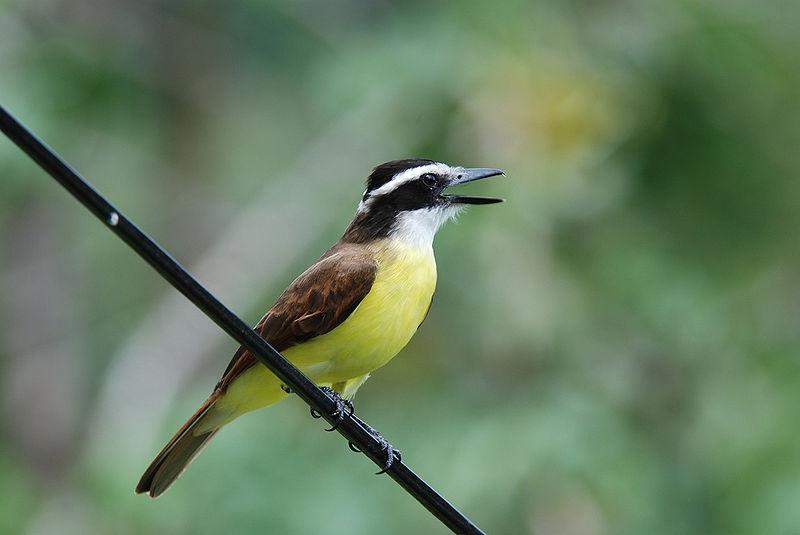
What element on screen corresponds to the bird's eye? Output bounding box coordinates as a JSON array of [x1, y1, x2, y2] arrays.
[[421, 173, 437, 188]]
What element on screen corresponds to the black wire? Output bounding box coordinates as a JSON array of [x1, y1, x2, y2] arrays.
[[0, 105, 486, 535]]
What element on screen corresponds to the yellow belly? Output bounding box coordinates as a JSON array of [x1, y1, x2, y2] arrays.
[[215, 239, 437, 419]]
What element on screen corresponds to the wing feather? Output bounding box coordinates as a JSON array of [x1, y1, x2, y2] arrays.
[[215, 244, 377, 391]]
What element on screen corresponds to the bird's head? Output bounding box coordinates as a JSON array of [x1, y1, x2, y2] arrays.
[[343, 159, 505, 246]]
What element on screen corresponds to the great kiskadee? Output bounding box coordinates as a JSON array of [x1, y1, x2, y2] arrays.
[[136, 159, 504, 497]]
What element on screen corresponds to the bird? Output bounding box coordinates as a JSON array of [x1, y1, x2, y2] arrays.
[[135, 159, 504, 497]]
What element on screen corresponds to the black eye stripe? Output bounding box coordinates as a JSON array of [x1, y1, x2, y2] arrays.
[[367, 180, 436, 210], [348, 173, 446, 242]]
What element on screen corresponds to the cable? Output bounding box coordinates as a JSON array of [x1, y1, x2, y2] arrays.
[[0, 105, 486, 535]]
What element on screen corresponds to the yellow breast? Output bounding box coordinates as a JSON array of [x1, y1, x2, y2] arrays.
[[213, 239, 437, 420], [285, 238, 437, 383]]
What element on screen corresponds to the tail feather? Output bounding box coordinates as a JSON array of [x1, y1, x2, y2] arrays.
[[136, 392, 221, 497]]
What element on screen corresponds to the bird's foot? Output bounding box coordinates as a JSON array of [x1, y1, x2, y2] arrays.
[[348, 419, 401, 474], [280, 383, 293, 394], [310, 386, 354, 431]]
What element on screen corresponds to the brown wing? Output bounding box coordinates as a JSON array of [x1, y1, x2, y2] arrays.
[[215, 243, 377, 391]]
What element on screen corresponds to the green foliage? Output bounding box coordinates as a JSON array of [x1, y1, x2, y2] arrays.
[[1, 1, 799, 533]]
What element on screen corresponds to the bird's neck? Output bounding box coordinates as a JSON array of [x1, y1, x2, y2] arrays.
[[340, 209, 394, 244], [341, 207, 458, 249]]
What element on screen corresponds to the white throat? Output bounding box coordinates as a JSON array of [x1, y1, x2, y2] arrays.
[[388, 206, 462, 249]]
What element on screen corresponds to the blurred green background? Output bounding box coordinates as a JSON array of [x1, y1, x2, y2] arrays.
[[2, 1, 800, 534]]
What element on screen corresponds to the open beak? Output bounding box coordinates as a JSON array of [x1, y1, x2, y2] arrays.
[[444, 167, 505, 205]]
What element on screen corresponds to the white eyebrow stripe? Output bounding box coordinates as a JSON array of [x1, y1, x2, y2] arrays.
[[366, 162, 451, 198]]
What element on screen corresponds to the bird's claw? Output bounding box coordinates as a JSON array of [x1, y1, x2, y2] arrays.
[[307, 388, 399, 472], [349, 420, 401, 474], [372, 431, 401, 474], [310, 386, 354, 431]]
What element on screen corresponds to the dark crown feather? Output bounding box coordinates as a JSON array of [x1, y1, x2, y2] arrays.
[[365, 159, 434, 193]]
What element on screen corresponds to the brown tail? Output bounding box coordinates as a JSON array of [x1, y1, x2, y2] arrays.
[[136, 392, 222, 497]]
